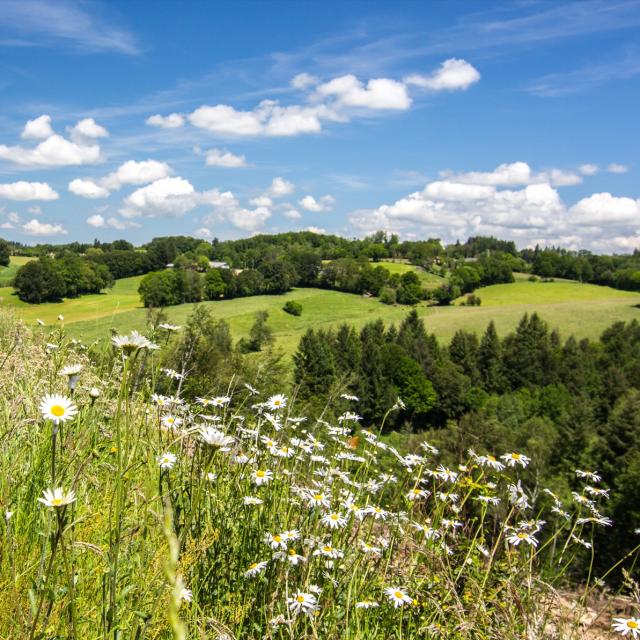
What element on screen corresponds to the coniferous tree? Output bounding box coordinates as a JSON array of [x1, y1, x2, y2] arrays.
[[449, 330, 480, 382], [293, 329, 337, 400], [357, 320, 395, 425], [477, 321, 506, 393], [397, 309, 438, 375]]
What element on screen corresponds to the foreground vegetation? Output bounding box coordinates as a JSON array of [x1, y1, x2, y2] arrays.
[[1, 309, 638, 639]]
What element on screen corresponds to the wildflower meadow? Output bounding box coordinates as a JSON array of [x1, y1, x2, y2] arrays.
[[0, 309, 638, 639]]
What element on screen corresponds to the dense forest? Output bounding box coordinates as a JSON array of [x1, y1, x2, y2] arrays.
[[5, 231, 640, 304]]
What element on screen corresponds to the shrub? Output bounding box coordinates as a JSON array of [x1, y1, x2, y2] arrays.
[[379, 286, 397, 305], [464, 293, 482, 306], [283, 300, 302, 316]]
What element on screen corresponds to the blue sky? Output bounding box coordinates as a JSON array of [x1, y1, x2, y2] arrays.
[[0, 0, 639, 251]]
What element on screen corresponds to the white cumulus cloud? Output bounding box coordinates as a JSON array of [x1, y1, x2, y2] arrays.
[[22, 115, 54, 140], [101, 159, 171, 190], [0, 133, 101, 167], [316, 75, 411, 110], [146, 113, 185, 128], [405, 58, 480, 91], [570, 192, 640, 225], [69, 178, 109, 199], [21, 219, 67, 236], [299, 194, 335, 212], [86, 214, 106, 227], [69, 118, 108, 139], [205, 148, 247, 167], [0, 181, 59, 200], [267, 177, 294, 197]]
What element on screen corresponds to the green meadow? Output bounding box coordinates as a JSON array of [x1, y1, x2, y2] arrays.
[[0, 255, 34, 286], [1, 253, 638, 353], [374, 260, 446, 288]]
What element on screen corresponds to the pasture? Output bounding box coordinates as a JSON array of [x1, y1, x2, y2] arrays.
[[0, 255, 34, 286], [1, 264, 638, 354], [375, 260, 446, 289], [63, 280, 640, 354]]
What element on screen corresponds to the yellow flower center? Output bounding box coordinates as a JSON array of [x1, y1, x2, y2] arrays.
[[296, 595, 305, 603], [52, 497, 63, 506], [512, 453, 521, 459], [487, 455, 496, 461], [517, 532, 527, 539], [274, 400, 281, 406], [51, 405, 65, 417], [256, 470, 265, 478], [330, 514, 338, 520], [323, 546, 332, 552], [629, 621, 639, 629], [314, 494, 323, 501], [395, 591, 403, 599], [273, 535, 281, 542]]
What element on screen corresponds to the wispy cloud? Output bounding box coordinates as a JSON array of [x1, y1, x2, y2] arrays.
[[525, 51, 640, 96], [0, 0, 139, 55]]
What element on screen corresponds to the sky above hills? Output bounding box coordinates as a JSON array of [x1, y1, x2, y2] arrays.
[[0, 0, 639, 251]]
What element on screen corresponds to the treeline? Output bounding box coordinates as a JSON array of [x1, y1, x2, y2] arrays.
[[13, 255, 114, 303], [293, 311, 640, 573], [7, 231, 640, 304], [522, 246, 640, 290]]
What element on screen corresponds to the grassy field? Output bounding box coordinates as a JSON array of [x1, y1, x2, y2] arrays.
[[0, 255, 34, 286], [61, 280, 640, 354], [2, 269, 638, 354], [375, 260, 446, 288], [0, 274, 144, 324]]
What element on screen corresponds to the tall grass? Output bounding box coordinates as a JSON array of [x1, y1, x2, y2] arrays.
[[0, 309, 637, 639]]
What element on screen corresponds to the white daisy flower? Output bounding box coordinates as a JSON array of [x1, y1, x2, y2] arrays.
[[158, 452, 177, 469], [576, 469, 601, 483], [500, 452, 531, 468], [38, 487, 76, 508], [478, 454, 505, 471], [179, 587, 192, 603], [287, 592, 317, 616], [612, 617, 640, 638], [199, 426, 234, 450], [266, 394, 287, 411], [161, 415, 182, 431], [307, 491, 331, 508], [59, 364, 83, 389], [39, 394, 78, 424], [406, 487, 429, 501], [384, 587, 412, 608], [313, 543, 343, 559], [355, 600, 379, 609], [244, 560, 268, 577], [252, 469, 273, 486], [321, 512, 348, 529], [264, 532, 287, 550], [506, 530, 538, 547], [285, 548, 305, 565], [243, 496, 263, 506]]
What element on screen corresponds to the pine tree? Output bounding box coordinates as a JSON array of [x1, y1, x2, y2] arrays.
[[397, 309, 439, 375], [357, 321, 395, 425], [449, 330, 480, 382], [477, 321, 506, 393], [293, 329, 336, 400]]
